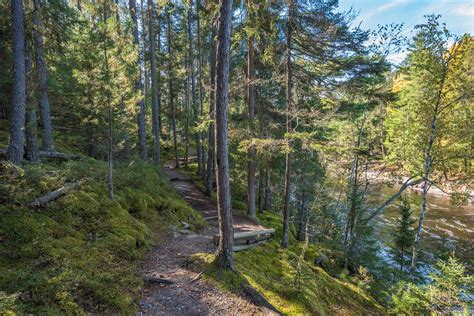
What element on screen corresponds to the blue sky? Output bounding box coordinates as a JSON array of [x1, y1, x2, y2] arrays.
[[337, 0, 474, 62]]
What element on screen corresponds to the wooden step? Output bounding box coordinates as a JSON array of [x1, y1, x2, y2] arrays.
[[213, 228, 276, 248]]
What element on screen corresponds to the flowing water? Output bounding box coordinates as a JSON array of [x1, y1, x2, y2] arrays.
[[368, 186, 474, 272]]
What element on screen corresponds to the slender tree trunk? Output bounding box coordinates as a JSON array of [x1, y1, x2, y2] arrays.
[[130, 0, 148, 160], [258, 166, 265, 213], [33, 0, 54, 152], [246, 6, 256, 218], [409, 62, 448, 279], [296, 191, 307, 242], [140, 0, 149, 101], [86, 91, 95, 157], [25, 46, 40, 163], [8, 0, 26, 165], [196, 3, 206, 178], [147, 0, 160, 165], [343, 112, 366, 263], [205, 26, 217, 196], [184, 57, 190, 166], [264, 166, 271, 210], [155, 9, 163, 135], [167, 13, 179, 168], [103, 0, 114, 199], [281, 0, 294, 249], [187, 1, 201, 175], [400, 247, 404, 272], [215, 0, 234, 270]]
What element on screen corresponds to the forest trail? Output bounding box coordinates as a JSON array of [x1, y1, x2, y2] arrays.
[[139, 164, 275, 315]]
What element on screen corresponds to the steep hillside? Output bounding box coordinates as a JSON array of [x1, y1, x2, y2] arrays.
[[0, 159, 204, 314]]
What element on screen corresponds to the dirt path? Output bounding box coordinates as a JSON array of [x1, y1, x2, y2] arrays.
[[138, 166, 271, 315]]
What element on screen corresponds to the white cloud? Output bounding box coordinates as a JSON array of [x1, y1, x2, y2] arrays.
[[387, 51, 408, 64], [361, 0, 411, 21], [452, 4, 474, 17]]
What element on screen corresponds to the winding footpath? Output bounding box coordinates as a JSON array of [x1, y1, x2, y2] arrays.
[[138, 165, 273, 315]]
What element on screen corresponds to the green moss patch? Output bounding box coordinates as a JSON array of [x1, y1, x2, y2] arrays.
[[0, 159, 204, 314], [190, 212, 384, 315]]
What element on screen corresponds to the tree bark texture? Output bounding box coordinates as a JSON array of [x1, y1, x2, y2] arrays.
[[186, 0, 202, 176], [33, 0, 54, 152], [281, 0, 294, 249], [25, 46, 41, 163], [215, 0, 234, 270], [247, 29, 256, 219], [147, 0, 161, 165], [167, 13, 179, 168], [129, 0, 148, 160], [205, 25, 217, 196], [8, 0, 26, 165], [410, 60, 449, 278]]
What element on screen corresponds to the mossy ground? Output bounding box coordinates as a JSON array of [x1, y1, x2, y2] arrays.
[[190, 211, 384, 315], [0, 158, 205, 314]]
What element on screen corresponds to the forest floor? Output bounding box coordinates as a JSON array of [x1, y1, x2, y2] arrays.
[[138, 164, 274, 315]]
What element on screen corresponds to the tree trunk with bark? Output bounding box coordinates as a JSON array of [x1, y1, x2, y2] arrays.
[[409, 63, 449, 278], [343, 112, 366, 263], [258, 166, 265, 213], [281, 0, 294, 249], [147, 0, 161, 165], [264, 167, 271, 210], [8, 0, 26, 165], [167, 13, 179, 168], [184, 56, 190, 166], [129, 0, 148, 160], [215, 0, 234, 270], [205, 24, 217, 196], [246, 16, 256, 219], [33, 0, 54, 152], [186, 0, 202, 176], [25, 46, 40, 163], [296, 191, 307, 242], [196, 3, 206, 178], [102, 0, 113, 200]]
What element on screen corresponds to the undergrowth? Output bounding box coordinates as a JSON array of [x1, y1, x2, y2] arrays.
[[190, 212, 384, 315], [0, 158, 205, 314]]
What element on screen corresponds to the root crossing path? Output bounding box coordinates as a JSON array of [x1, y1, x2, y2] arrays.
[[139, 165, 275, 315]]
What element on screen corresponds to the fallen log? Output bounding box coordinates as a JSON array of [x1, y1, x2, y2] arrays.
[[213, 228, 275, 245], [241, 281, 281, 315], [30, 181, 82, 207], [143, 276, 174, 285], [0, 148, 80, 160], [214, 234, 271, 246], [234, 229, 275, 239], [234, 236, 270, 246]]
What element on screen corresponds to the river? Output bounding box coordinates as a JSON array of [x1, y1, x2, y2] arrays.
[[367, 186, 474, 273]]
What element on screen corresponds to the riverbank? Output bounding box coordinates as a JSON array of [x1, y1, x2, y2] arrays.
[[365, 169, 474, 203]]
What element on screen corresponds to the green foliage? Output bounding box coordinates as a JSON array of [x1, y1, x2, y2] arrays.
[[391, 196, 416, 274], [0, 159, 204, 314], [191, 239, 383, 315], [391, 257, 474, 314], [385, 16, 473, 179]]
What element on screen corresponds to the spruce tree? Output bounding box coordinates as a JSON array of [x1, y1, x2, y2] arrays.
[[392, 197, 416, 274]]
